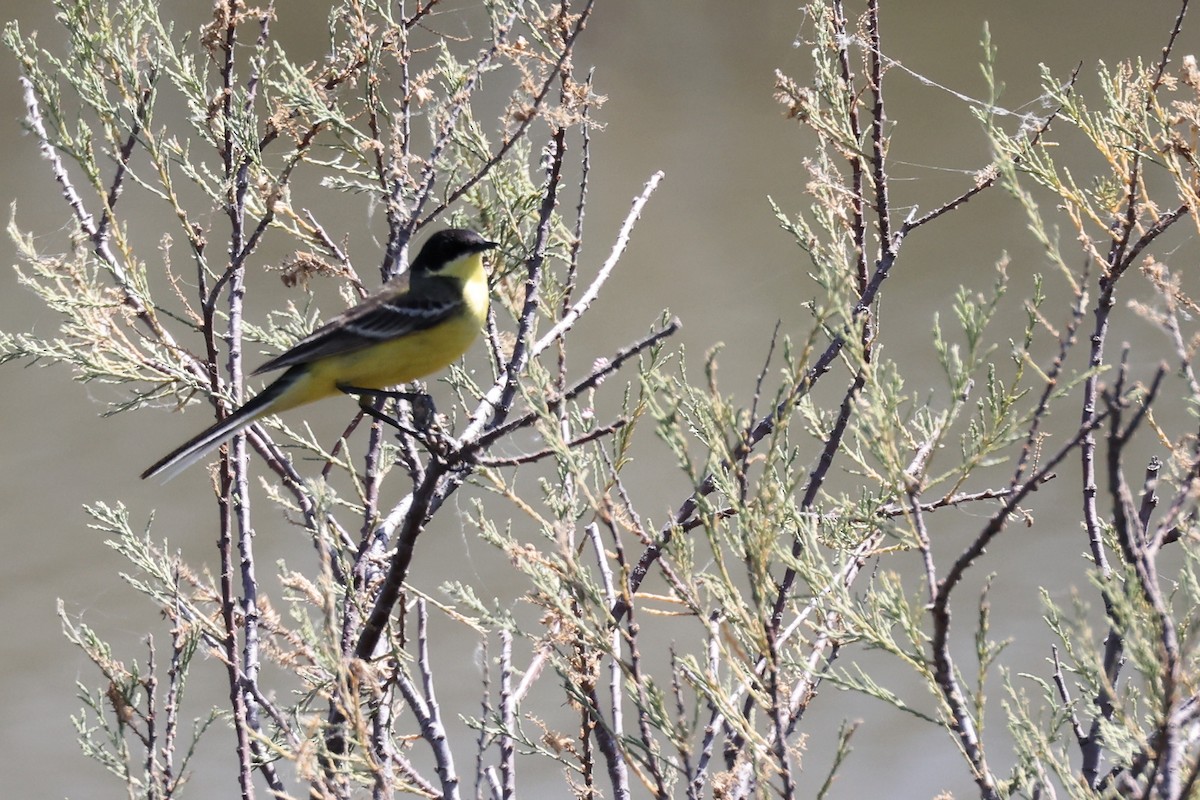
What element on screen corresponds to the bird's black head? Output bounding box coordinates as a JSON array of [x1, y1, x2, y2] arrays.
[[410, 228, 498, 274]]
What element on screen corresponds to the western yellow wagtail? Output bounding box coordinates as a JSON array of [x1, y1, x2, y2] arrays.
[[141, 228, 497, 480]]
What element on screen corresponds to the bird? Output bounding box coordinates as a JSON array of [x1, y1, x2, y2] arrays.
[[141, 228, 497, 481]]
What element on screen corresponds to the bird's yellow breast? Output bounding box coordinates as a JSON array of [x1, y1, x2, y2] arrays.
[[269, 253, 490, 412], [308, 310, 481, 390]]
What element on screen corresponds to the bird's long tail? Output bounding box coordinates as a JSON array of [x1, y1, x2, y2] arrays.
[[140, 370, 299, 482]]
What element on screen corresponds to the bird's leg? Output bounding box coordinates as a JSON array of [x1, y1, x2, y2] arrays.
[[335, 386, 459, 464], [337, 384, 439, 440]]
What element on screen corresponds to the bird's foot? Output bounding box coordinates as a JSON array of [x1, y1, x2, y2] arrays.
[[338, 383, 448, 452]]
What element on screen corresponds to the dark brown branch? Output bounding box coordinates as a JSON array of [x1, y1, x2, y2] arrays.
[[867, 0, 892, 259], [931, 409, 1112, 800], [831, 0, 868, 295], [477, 419, 627, 468]]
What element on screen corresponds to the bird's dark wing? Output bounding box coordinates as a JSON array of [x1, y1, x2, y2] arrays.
[[252, 276, 465, 374]]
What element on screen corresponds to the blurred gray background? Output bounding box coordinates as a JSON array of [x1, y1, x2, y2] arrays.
[[1, 1, 1192, 797]]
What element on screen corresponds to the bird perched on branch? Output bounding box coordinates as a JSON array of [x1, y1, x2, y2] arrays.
[[141, 228, 497, 481]]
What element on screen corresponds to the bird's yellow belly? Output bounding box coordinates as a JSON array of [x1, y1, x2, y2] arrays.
[[268, 266, 489, 414], [271, 314, 482, 413], [324, 314, 481, 389]]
